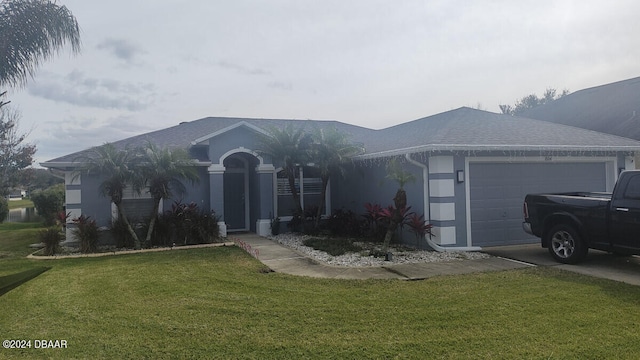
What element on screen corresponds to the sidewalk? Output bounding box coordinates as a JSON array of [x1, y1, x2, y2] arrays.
[[233, 233, 532, 280]]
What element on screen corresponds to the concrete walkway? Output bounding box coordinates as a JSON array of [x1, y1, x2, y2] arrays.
[[232, 233, 533, 280]]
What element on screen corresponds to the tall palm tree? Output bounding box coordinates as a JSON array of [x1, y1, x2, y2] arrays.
[[310, 126, 364, 229], [257, 124, 311, 219], [138, 142, 198, 245], [75, 143, 142, 248], [0, 0, 81, 88]]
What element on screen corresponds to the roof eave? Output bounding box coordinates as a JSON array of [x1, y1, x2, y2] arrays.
[[354, 144, 640, 160]]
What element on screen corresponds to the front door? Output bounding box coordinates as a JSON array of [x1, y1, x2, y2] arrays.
[[224, 172, 246, 231]]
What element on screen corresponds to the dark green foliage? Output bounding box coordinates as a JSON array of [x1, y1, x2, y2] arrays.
[[0, 197, 8, 223], [325, 208, 364, 237], [110, 217, 137, 249], [302, 237, 362, 256], [39, 226, 62, 255], [153, 201, 220, 246], [72, 215, 99, 253], [499, 88, 570, 115], [270, 216, 280, 235], [0, 266, 50, 296], [30, 184, 64, 225]]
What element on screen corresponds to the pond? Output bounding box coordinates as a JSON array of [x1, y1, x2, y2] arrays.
[[6, 207, 42, 223]]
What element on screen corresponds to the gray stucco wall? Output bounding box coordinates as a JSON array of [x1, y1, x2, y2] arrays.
[[77, 173, 116, 228], [207, 126, 271, 166], [161, 166, 211, 213]]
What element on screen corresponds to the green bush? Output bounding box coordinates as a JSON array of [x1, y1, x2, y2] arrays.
[[72, 215, 99, 253], [39, 227, 63, 256], [0, 197, 8, 223], [31, 184, 64, 226], [155, 201, 221, 246], [302, 237, 363, 256]]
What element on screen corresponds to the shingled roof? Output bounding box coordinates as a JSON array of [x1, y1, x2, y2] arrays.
[[358, 107, 640, 158], [42, 117, 374, 165], [42, 107, 640, 167], [521, 76, 640, 140]]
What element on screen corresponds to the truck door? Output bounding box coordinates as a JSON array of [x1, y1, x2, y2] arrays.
[[609, 173, 640, 252]]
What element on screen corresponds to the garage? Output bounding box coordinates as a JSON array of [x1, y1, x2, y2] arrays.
[[468, 161, 608, 247]]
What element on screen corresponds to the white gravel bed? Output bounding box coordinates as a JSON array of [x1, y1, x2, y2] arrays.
[[269, 233, 490, 267]]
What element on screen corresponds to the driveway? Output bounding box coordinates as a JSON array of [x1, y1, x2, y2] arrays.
[[483, 244, 640, 286]]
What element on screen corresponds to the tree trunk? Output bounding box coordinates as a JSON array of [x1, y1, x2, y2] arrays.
[[145, 197, 161, 247], [116, 201, 141, 250], [381, 188, 407, 254], [286, 167, 304, 232], [314, 175, 329, 230]]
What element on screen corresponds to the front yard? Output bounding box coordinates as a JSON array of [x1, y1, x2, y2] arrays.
[[1, 223, 640, 359]]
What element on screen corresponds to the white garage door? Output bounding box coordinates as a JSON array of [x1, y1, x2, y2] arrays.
[[469, 162, 608, 247]]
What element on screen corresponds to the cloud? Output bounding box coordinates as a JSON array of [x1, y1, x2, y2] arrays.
[[28, 70, 155, 111], [216, 60, 270, 75], [36, 115, 158, 162], [267, 81, 293, 91], [97, 38, 145, 64]]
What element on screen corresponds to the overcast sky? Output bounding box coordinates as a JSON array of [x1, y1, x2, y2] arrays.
[[5, 0, 640, 164]]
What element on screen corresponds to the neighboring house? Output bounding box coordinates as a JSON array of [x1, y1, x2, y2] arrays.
[[42, 107, 640, 250], [522, 76, 640, 140]]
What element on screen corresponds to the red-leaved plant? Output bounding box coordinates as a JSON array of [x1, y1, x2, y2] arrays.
[[405, 213, 434, 248]]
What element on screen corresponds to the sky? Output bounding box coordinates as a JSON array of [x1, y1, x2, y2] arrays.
[[5, 0, 640, 165]]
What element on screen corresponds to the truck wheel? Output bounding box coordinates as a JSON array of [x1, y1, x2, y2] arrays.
[[546, 224, 588, 264]]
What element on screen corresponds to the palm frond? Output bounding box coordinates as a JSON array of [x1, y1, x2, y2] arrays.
[[0, 0, 81, 87]]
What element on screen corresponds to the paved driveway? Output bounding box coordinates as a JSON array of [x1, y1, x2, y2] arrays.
[[483, 244, 640, 286]]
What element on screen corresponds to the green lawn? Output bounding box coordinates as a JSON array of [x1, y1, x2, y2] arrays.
[[1, 224, 640, 359], [7, 199, 34, 210]]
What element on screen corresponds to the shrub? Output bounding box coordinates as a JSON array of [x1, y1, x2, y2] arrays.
[[302, 237, 363, 256], [40, 227, 63, 256], [0, 197, 8, 223], [325, 208, 364, 237], [72, 215, 99, 253], [405, 213, 434, 248], [31, 184, 64, 226], [155, 201, 221, 246], [271, 216, 280, 236], [110, 217, 137, 249]]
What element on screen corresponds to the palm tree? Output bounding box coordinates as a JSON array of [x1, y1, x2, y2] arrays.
[[0, 0, 81, 88], [257, 124, 311, 220], [381, 158, 416, 254], [310, 126, 364, 229], [75, 143, 142, 249], [138, 142, 198, 245]]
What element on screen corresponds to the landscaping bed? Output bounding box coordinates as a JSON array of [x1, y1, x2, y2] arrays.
[[270, 233, 490, 267]]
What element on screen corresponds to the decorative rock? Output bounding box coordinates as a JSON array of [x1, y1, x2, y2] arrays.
[[268, 234, 490, 267]]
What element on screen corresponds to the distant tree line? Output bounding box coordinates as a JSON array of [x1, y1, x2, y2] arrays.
[[499, 88, 570, 116]]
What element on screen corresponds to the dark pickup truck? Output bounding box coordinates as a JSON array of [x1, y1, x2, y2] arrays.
[[523, 170, 640, 263]]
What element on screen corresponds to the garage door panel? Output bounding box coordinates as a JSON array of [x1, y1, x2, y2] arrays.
[[470, 162, 607, 246]]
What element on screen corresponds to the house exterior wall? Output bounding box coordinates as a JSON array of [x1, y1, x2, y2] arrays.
[[160, 166, 211, 214], [335, 150, 633, 249]]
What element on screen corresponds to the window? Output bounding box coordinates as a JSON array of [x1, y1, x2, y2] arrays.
[[276, 166, 328, 218], [120, 185, 154, 221], [624, 175, 640, 199]]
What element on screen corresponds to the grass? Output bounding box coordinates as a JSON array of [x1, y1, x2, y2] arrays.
[[2, 224, 640, 358], [7, 199, 34, 210]]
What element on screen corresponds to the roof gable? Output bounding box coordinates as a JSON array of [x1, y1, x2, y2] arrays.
[[191, 121, 269, 145]]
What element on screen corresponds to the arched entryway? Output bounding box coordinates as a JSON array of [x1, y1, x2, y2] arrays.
[[223, 153, 259, 232]]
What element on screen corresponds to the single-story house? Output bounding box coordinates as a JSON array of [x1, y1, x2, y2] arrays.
[[522, 76, 640, 140], [42, 106, 640, 250]]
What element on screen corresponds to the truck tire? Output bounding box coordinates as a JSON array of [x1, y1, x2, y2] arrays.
[[546, 224, 588, 264]]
